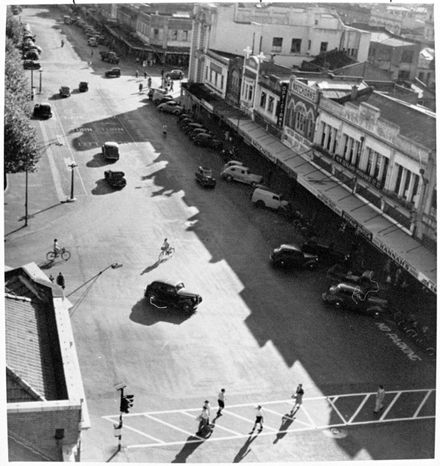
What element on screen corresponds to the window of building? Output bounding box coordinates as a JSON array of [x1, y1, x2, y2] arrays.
[[295, 106, 306, 133], [291, 39, 301, 53], [272, 37, 283, 53], [394, 164, 404, 194], [307, 115, 314, 139], [431, 187, 437, 211], [410, 175, 420, 203], [308, 40, 311, 51], [260, 91, 267, 108], [398, 70, 410, 80], [268, 96, 275, 113], [320, 42, 328, 53], [153, 28, 160, 39], [232, 70, 240, 93], [221, 75, 224, 89], [401, 50, 414, 63], [182, 30, 189, 41], [418, 71, 425, 80], [169, 29, 178, 40], [205, 66, 208, 80], [314, 19, 318, 26]]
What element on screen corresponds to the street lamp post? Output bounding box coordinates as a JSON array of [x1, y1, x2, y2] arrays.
[[67, 162, 78, 202], [38, 69, 42, 93], [24, 164, 29, 227], [30, 68, 34, 100]]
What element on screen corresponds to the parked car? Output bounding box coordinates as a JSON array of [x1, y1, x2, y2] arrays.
[[188, 128, 211, 140], [221, 165, 263, 187], [100, 51, 120, 64], [301, 240, 348, 265], [59, 86, 71, 97], [270, 244, 319, 269], [166, 69, 184, 80], [87, 37, 98, 47], [157, 101, 183, 115], [178, 117, 195, 129], [153, 94, 174, 106], [251, 187, 290, 211], [33, 103, 52, 119], [23, 60, 41, 70], [222, 160, 244, 170], [144, 280, 202, 314], [105, 67, 121, 78], [63, 15, 72, 24], [183, 122, 206, 134], [102, 141, 120, 161], [322, 282, 388, 317], [79, 81, 88, 92], [148, 87, 167, 100], [195, 166, 216, 188], [193, 133, 223, 149], [104, 170, 127, 189], [178, 112, 192, 121]]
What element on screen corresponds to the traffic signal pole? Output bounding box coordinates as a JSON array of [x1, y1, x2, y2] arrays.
[[114, 384, 134, 452]]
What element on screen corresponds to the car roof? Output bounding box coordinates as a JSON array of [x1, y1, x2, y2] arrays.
[[279, 244, 302, 252], [334, 283, 360, 292], [151, 280, 180, 287], [225, 165, 249, 171], [103, 141, 119, 147]]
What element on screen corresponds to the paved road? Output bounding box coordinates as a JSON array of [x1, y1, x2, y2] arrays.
[[5, 6, 436, 463]]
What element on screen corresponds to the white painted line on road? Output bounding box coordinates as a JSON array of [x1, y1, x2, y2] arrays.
[[144, 413, 197, 438], [223, 410, 278, 432], [123, 423, 165, 444], [379, 391, 401, 421], [348, 394, 370, 424], [326, 397, 347, 425], [262, 407, 313, 428], [297, 405, 318, 429], [181, 411, 242, 437], [413, 389, 432, 418]]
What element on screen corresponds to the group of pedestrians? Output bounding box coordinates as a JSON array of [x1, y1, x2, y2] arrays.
[[196, 385, 305, 437]]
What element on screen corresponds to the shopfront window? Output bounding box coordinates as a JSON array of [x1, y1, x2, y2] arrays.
[[260, 91, 267, 108], [268, 96, 275, 113], [295, 105, 306, 133]]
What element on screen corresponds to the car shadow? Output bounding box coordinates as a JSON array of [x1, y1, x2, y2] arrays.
[[130, 299, 192, 326], [48, 93, 62, 100], [86, 153, 112, 168], [91, 178, 114, 195]]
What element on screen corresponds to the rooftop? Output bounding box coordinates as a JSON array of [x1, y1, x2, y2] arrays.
[[5, 267, 67, 402], [370, 31, 415, 47]]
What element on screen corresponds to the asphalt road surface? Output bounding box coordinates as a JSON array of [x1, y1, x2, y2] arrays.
[[4, 6, 436, 463]]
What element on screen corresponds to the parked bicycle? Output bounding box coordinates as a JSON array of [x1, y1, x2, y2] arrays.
[[46, 247, 71, 262]]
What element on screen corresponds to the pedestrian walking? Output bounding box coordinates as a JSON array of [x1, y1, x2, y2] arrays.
[[147, 76, 152, 88], [373, 385, 385, 414], [144, 71, 147, 79], [196, 401, 210, 435], [394, 267, 403, 287], [217, 388, 226, 416], [170, 80, 174, 91], [139, 83, 143, 93], [60, 39, 64, 47], [161, 68, 164, 78], [49, 274, 54, 283], [250, 405, 264, 434], [162, 123, 168, 136], [56, 272, 65, 290], [290, 384, 304, 415], [135, 69, 139, 79]]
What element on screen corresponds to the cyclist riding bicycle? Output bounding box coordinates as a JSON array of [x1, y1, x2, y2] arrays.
[[161, 238, 170, 253], [53, 238, 61, 255]]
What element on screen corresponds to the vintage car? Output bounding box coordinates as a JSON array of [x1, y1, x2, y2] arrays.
[[220, 165, 263, 187], [193, 133, 223, 149], [270, 244, 319, 270], [165, 69, 184, 80], [104, 67, 121, 78], [144, 280, 202, 314], [100, 51, 120, 64], [79, 81, 88, 92], [33, 103, 52, 119], [195, 166, 216, 188], [59, 86, 71, 97], [157, 100, 183, 115], [23, 60, 41, 70], [104, 170, 126, 189], [102, 141, 120, 161]]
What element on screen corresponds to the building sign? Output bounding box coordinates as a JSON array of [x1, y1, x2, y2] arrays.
[[341, 211, 373, 241], [373, 237, 418, 277], [277, 82, 288, 127], [290, 79, 318, 103], [333, 154, 385, 190]]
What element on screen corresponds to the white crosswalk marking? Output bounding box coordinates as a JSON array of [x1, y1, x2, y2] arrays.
[[102, 388, 435, 450]]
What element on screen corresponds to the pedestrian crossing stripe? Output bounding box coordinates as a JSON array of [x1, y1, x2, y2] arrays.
[[102, 388, 435, 449]]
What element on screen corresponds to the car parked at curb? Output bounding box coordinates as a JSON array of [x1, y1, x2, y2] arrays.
[[183, 122, 206, 134], [270, 244, 319, 269], [153, 94, 175, 106], [221, 165, 263, 187], [301, 240, 348, 265], [188, 128, 211, 140], [144, 280, 202, 314], [193, 133, 223, 149], [195, 166, 216, 188], [104, 170, 127, 189], [222, 160, 243, 170], [321, 282, 388, 317], [251, 187, 290, 211], [157, 100, 183, 115]]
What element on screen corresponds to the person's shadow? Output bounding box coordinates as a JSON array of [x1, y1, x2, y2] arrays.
[[171, 435, 204, 463], [273, 412, 295, 444], [140, 260, 161, 275], [233, 434, 257, 462]]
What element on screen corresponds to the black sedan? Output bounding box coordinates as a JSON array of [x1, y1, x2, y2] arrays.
[[195, 166, 216, 188], [105, 67, 121, 78], [144, 280, 202, 314], [23, 60, 41, 70], [270, 244, 318, 269], [193, 133, 223, 149], [104, 170, 126, 189]]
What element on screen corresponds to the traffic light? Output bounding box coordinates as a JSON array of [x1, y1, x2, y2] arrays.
[[120, 394, 134, 414]]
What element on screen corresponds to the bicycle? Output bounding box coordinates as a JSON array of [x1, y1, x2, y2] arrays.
[[158, 247, 175, 262], [46, 247, 71, 262]]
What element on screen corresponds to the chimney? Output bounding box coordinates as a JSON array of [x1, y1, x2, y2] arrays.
[[351, 85, 358, 100]]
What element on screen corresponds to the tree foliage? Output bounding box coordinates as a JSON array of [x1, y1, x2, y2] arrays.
[[4, 31, 40, 173]]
